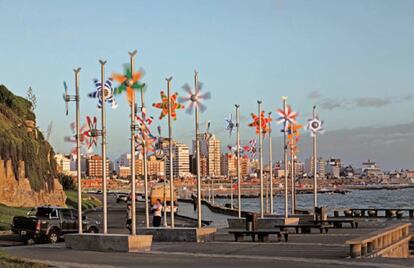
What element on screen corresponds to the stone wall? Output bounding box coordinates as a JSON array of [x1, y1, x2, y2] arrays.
[[0, 159, 66, 207]]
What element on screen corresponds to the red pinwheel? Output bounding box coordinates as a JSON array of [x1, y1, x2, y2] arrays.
[[152, 91, 184, 120], [83, 116, 99, 151], [248, 111, 272, 134]]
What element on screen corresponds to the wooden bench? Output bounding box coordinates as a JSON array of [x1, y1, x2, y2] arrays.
[[274, 224, 333, 234], [228, 230, 289, 242], [346, 223, 411, 258], [312, 219, 359, 228]]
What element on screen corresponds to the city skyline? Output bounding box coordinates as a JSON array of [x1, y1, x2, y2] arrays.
[[1, 1, 413, 169]]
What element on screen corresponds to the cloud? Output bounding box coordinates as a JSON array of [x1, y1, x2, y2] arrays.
[[307, 90, 321, 99], [354, 97, 390, 108], [320, 98, 346, 110]]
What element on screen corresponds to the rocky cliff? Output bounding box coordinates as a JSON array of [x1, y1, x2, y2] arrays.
[[0, 84, 66, 207]]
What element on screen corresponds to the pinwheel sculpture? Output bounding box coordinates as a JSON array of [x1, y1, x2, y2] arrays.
[[135, 114, 157, 154], [62, 81, 70, 116], [288, 124, 302, 153], [83, 116, 99, 151], [112, 66, 144, 105], [179, 70, 211, 228], [248, 111, 272, 134], [225, 114, 235, 136], [243, 139, 257, 159], [276, 105, 298, 131], [64, 122, 89, 159], [227, 144, 246, 158], [306, 117, 325, 137], [88, 78, 117, 109], [152, 91, 184, 120]]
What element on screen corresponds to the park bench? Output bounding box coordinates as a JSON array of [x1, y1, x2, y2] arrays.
[[346, 222, 411, 258], [228, 230, 289, 242], [312, 219, 359, 228], [274, 223, 333, 234]]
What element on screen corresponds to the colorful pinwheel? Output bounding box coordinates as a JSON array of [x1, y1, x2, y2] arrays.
[[306, 116, 325, 137], [88, 78, 117, 109], [276, 105, 298, 130], [243, 139, 257, 159], [64, 122, 89, 159], [62, 81, 69, 115], [112, 66, 144, 105], [225, 114, 235, 136], [152, 91, 184, 120], [227, 144, 246, 158], [83, 116, 99, 151], [288, 124, 302, 154], [178, 80, 211, 113], [248, 111, 272, 134]]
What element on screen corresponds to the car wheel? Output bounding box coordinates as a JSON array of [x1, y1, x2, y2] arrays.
[[26, 237, 35, 245], [48, 229, 59, 244]]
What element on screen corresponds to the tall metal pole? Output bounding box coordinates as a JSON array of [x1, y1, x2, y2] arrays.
[[74, 68, 82, 234], [229, 158, 233, 209], [128, 50, 137, 235], [98, 60, 108, 234], [166, 76, 175, 228], [293, 155, 297, 211], [268, 112, 273, 215], [235, 104, 241, 218], [195, 71, 202, 228], [258, 101, 264, 218], [140, 86, 149, 228], [290, 141, 295, 214], [283, 97, 289, 218], [313, 105, 318, 210]]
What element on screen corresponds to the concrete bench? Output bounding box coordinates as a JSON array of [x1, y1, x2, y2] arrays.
[[346, 223, 411, 258], [274, 224, 333, 234], [228, 230, 288, 242], [312, 219, 359, 228]]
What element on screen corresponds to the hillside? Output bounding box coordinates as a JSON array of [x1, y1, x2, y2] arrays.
[[0, 84, 66, 207]]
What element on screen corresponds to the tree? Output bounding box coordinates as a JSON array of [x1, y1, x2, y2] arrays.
[[26, 87, 37, 111]]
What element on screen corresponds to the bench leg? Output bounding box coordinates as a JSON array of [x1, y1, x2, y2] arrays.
[[251, 234, 256, 242], [234, 234, 243, 242], [320, 228, 323, 234], [284, 233, 289, 242], [355, 222, 359, 228], [277, 233, 282, 242], [325, 228, 329, 233]]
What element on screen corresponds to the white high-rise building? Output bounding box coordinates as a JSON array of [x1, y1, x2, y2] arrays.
[[165, 141, 190, 177], [55, 153, 71, 174], [194, 133, 221, 177]]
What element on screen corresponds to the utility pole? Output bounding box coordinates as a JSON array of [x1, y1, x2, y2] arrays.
[[99, 60, 108, 234], [140, 85, 150, 228], [235, 104, 241, 218]]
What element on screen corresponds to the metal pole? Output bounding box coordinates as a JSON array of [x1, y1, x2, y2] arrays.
[[283, 97, 288, 218], [235, 105, 241, 218], [258, 101, 264, 218], [98, 60, 108, 234], [74, 68, 82, 234], [293, 155, 297, 211], [290, 143, 295, 214], [140, 87, 150, 228], [229, 158, 233, 209], [128, 50, 137, 235], [166, 76, 175, 228], [195, 71, 202, 228], [268, 112, 273, 215], [313, 105, 318, 210]]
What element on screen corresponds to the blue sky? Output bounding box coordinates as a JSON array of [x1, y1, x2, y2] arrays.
[[1, 0, 413, 169]]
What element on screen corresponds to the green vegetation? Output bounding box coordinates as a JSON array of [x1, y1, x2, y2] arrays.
[[0, 250, 47, 268], [65, 191, 101, 210], [0, 204, 29, 230], [0, 84, 57, 191], [58, 173, 75, 190]]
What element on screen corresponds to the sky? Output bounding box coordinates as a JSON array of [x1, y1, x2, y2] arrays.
[[0, 0, 413, 170]]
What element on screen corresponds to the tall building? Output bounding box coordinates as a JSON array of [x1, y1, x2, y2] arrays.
[[305, 157, 326, 178], [86, 154, 110, 178], [221, 154, 251, 178], [116, 153, 164, 177], [54, 153, 71, 174], [164, 141, 190, 178], [326, 158, 342, 178], [194, 133, 221, 177]]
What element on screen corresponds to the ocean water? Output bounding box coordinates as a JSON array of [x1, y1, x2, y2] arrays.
[[213, 188, 414, 213]]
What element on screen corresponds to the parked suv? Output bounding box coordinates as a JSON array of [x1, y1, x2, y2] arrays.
[[12, 206, 100, 244]]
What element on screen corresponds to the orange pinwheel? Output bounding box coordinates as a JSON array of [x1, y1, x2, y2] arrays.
[[112, 67, 144, 105], [248, 111, 272, 134], [152, 91, 184, 120]]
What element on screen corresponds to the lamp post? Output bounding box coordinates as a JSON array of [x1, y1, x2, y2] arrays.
[[282, 97, 288, 219], [98, 60, 108, 234], [166, 76, 175, 228], [258, 101, 264, 218], [140, 84, 150, 228], [268, 112, 274, 214], [128, 50, 137, 235], [235, 104, 241, 218]]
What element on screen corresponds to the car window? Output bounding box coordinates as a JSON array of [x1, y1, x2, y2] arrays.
[[50, 209, 59, 219], [35, 207, 53, 217], [61, 209, 73, 220]]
